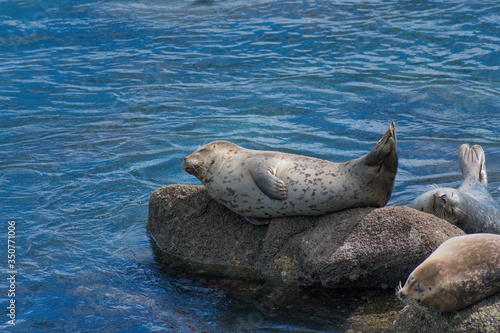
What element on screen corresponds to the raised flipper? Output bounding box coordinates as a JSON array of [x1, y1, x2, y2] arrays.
[[363, 121, 398, 174], [244, 217, 270, 226], [248, 160, 287, 200], [459, 144, 488, 187]]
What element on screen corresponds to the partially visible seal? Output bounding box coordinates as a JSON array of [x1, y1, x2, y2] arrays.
[[182, 122, 398, 225], [397, 233, 500, 312], [410, 144, 500, 234]]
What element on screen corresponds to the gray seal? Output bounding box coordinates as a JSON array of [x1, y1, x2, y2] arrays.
[[410, 144, 500, 234], [397, 233, 500, 312], [182, 122, 398, 225]]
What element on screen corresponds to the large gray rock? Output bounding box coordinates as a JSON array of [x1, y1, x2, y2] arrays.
[[392, 293, 500, 333], [147, 184, 465, 288]]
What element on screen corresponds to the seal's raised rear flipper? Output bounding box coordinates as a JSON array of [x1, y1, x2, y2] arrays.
[[249, 160, 288, 200], [351, 121, 398, 208], [459, 144, 488, 187], [363, 121, 398, 175]]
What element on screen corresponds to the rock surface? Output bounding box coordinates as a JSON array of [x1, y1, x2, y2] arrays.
[[147, 184, 465, 288], [392, 293, 500, 333]]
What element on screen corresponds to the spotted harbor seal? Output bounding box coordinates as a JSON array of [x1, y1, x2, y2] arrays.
[[397, 233, 500, 312], [182, 122, 397, 225], [410, 144, 500, 234]]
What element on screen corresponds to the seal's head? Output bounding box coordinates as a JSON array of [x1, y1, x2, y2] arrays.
[[396, 261, 444, 310], [410, 188, 462, 225], [182, 141, 240, 183]]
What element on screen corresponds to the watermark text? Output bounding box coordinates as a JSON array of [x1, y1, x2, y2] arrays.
[[6, 221, 16, 325]]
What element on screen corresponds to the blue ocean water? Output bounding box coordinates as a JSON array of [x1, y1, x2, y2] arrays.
[[0, 0, 499, 331]]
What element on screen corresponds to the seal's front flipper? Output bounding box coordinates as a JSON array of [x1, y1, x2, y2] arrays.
[[363, 121, 398, 174], [244, 217, 270, 226], [459, 144, 488, 187], [249, 160, 288, 200]]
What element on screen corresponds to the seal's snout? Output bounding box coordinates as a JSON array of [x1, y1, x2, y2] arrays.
[[396, 281, 405, 300], [181, 157, 188, 169], [182, 157, 196, 175]]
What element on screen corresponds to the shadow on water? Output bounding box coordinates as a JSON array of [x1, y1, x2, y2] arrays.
[[150, 238, 403, 333], [190, 0, 216, 6]]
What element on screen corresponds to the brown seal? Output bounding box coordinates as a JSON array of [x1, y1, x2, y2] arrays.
[[182, 122, 398, 225], [397, 233, 500, 312]]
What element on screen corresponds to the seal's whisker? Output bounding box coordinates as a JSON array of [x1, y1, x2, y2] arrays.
[[440, 206, 449, 219], [407, 298, 421, 309], [433, 205, 447, 219], [398, 294, 416, 308], [396, 281, 403, 294]]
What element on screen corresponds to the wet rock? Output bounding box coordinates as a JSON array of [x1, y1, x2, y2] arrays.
[[147, 184, 465, 288], [392, 293, 500, 333]]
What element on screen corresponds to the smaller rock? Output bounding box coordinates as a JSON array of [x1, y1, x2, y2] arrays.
[[392, 293, 500, 333]]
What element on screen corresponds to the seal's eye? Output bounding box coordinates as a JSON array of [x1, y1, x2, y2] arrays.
[[198, 148, 207, 153], [441, 194, 447, 203]]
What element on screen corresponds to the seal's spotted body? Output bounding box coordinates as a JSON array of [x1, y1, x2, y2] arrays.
[[397, 233, 500, 312], [182, 122, 397, 224]]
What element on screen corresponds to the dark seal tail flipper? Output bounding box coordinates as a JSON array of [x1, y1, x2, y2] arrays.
[[459, 144, 488, 187], [356, 121, 398, 207], [363, 121, 398, 174]]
